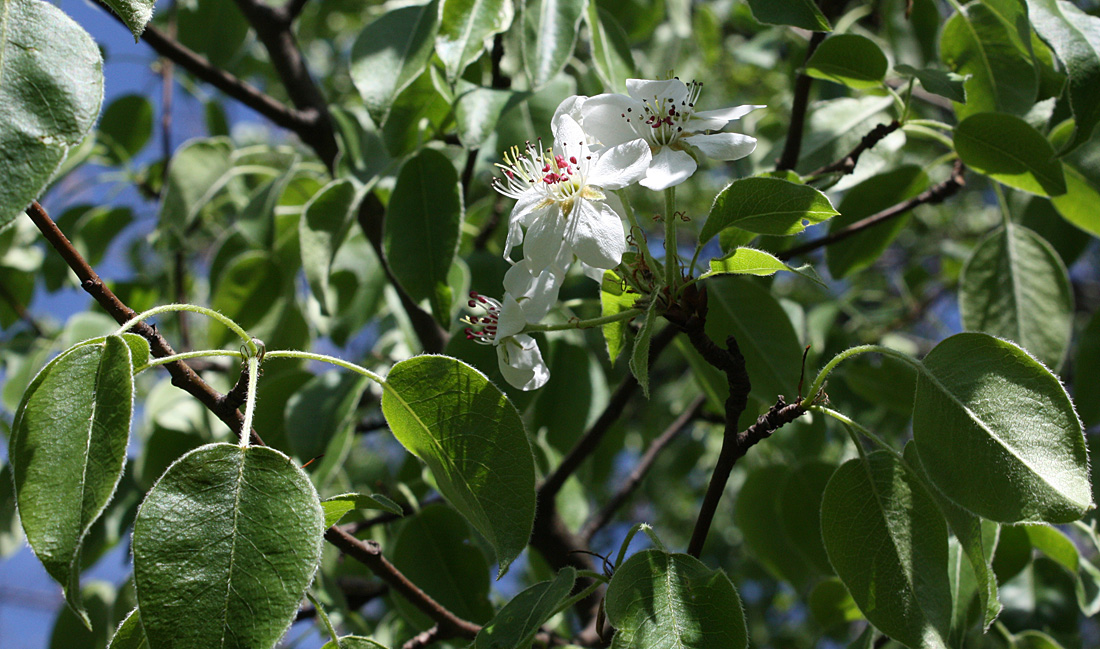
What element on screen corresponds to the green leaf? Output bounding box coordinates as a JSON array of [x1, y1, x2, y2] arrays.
[[11, 335, 133, 627], [98, 95, 154, 162], [100, 0, 154, 40], [700, 177, 838, 241], [350, 1, 440, 126], [778, 460, 836, 575], [786, 96, 895, 175], [585, 5, 634, 93], [745, 0, 830, 31], [737, 465, 816, 587], [177, 0, 248, 68], [108, 609, 148, 649], [285, 370, 371, 463], [912, 333, 1092, 523], [436, 0, 514, 83], [0, 462, 22, 558], [475, 567, 576, 649], [894, 64, 968, 103], [321, 492, 404, 528], [701, 247, 822, 284], [941, 1, 1038, 119], [1024, 524, 1079, 574], [628, 302, 658, 399], [808, 578, 862, 631], [300, 179, 362, 315], [805, 34, 888, 89], [49, 580, 115, 649], [321, 637, 389, 649], [954, 113, 1066, 197], [391, 504, 494, 626], [0, 0, 103, 228], [605, 549, 747, 649], [522, 0, 588, 89], [381, 70, 452, 157], [1014, 631, 1068, 649], [821, 450, 952, 649], [827, 165, 929, 279], [381, 355, 535, 574], [1049, 124, 1100, 237], [599, 269, 639, 365], [959, 224, 1073, 370], [158, 138, 234, 235], [533, 339, 610, 452], [1076, 309, 1100, 428], [992, 524, 1033, 583], [207, 251, 283, 348], [384, 148, 463, 326], [1026, 0, 1100, 154], [132, 443, 324, 649], [455, 85, 527, 148]]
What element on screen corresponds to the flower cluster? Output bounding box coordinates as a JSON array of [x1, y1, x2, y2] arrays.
[[469, 78, 761, 390]]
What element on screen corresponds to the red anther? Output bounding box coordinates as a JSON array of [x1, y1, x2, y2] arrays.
[[505, 169, 515, 179], [478, 296, 488, 303], [468, 300, 477, 308], [470, 291, 480, 298], [569, 156, 577, 164], [542, 164, 551, 172]]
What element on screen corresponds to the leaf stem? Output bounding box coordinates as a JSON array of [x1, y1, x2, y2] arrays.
[[523, 308, 643, 332], [239, 354, 259, 447], [135, 349, 244, 373], [263, 350, 387, 384], [814, 406, 903, 462], [617, 189, 660, 279], [805, 344, 921, 405], [115, 303, 256, 354]]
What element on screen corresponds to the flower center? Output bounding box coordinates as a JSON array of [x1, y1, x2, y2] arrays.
[[462, 292, 502, 345], [622, 79, 703, 147], [492, 141, 592, 207]]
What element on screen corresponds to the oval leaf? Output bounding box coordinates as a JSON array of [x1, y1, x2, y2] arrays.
[[605, 549, 747, 649], [805, 34, 888, 89], [912, 333, 1092, 523], [821, 451, 952, 649], [11, 335, 133, 626], [384, 148, 463, 326], [158, 138, 234, 235], [436, 0, 514, 83], [133, 443, 324, 649], [381, 355, 536, 574], [0, 0, 103, 228], [960, 223, 1074, 370], [701, 246, 822, 284], [737, 465, 816, 587], [745, 0, 830, 31], [300, 179, 362, 316], [475, 567, 576, 649], [779, 460, 837, 576], [321, 492, 404, 528], [522, 0, 587, 89], [98, 95, 154, 162], [108, 609, 148, 649], [954, 113, 1066, 197], [100, 0, 155, 40], [700, 177, 838, 241]]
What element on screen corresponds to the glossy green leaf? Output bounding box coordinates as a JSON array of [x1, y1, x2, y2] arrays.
[[100, 0, 154, 40], [384, 148, 463, 326], [391, 504, 494, 627], [779, 460, 836, 575], [941, 1, 1037, 119], [605, 549, 747, 649], [745, 0, 830, 31], [827, 165, 929, 279], [49, 580, 115, 649], [207, 251, 283, 348], [436, 0, 514, 82], [1027, 0, 1100, 154], [1014, 631, 1068, 649], [350, 1, 440, 125], [1049, 125, 1100, 237], [960, 224, 1073, 370], [381, 355, 535, 574], [0, 0, 103, 228], [381, 70, 451, 157], [805, 34, 887, 89], [320, 637, 388, 649], [11, 335, 133, 626], [629, 302, 658, 398], [913, 333, 1092, 523], [701, 247, 822, 284], [475, 567, 576, 649], [177, 0, 248, 68], [821, 450, 952, 649], [286, 370, 370, 463], [158, 138, 234, 235], [737, 465, 815, 587], [894, 64, 968, 103], [455, 85, 527, 148], [586, 4, 634, 93], [599, 269, 639, 365], [954, 113, 1066, 197], [1024, 524, 1079, 575], [1076, 309, 1100, 428], [992, 524, 1033, 584], [132, 443, 324, 649], [701, 177, 838, 241], [321, 492, 404, 528], [788, 96, 895, 175], [522, 0, 587, 89], [301, 179, 362, 315], [98, 95, 153, 162], [0, 462, 22, 557], [108, 609, 148, 649]]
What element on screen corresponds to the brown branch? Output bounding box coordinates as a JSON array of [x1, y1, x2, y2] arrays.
[[805, 120, 900, 180], [24, 201, 266, 446], [324, 526, 481, 641], [284, 0, 311, 21], [776, 32, 827, 171], [778, 161, 966, 261], [580, 395, 706, 542]]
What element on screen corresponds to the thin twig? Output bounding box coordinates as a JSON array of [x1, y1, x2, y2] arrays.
[[0, 280, 44, 337], [805, 120, 900, 180], [776, 32, 827, 171], [580, 395, 706, 542], [778, 161, 966, 261]]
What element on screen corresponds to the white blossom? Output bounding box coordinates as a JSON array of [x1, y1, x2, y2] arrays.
[[462, 292, 549, 391], [578, 78, 763, 190]]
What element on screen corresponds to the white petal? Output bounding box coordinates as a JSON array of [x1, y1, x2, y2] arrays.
[[690, 105, 765, 130], [588, 139, 652, 190], [510, 191, 548, 227], [578, 93, 646, 147], [682, 132, 758, 161], [496, 295, 527, 339], [497, 334, 550, 391], [552, 113, 590, 160], [552, 95, 586, 124], [504, 218, 524, 262], [503, 260, 564, 322], [524, 208, 569, 270], [626, 78, 689, 105], [640, 147, 697, 190], [569, 199, 626, 270]]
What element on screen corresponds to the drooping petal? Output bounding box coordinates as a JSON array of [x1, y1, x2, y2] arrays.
[[639, 147, 697, 190], [589, 139, 652, 190], [504, 218, 524, 262], [496, 295, 527, 339], [569, 199, 626, 270], [626, 78, 689, 105], [689, 104, 765, 130], [578, 93, 646, 147], [682, 132, 758, 161], [504, 259, 565, 322], [552, 113, 590, 162], [524, 208, 569, 271], [497, 334, 550, 391]]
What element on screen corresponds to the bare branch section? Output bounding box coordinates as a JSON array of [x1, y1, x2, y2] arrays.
[[805, 120, 901, 180], [776, 32, 827, 172]]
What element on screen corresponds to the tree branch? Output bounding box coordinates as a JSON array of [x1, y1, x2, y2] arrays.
[[580, 395, 706, 542], [778, 161, 966, 261], [284, 0, 311, 21], [776, 32, 827, 171], [805, 120, 900, 180], [0, 279, 44, 337]]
